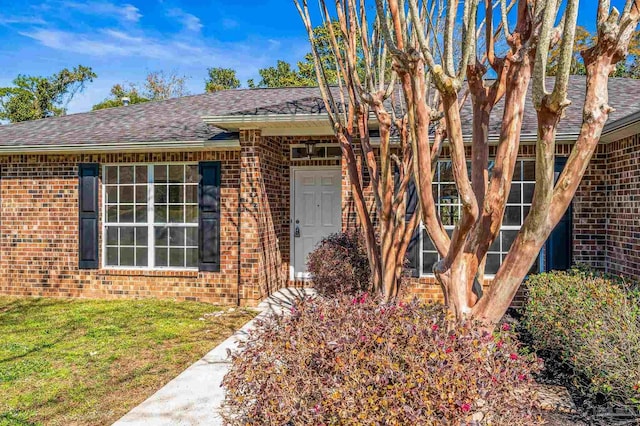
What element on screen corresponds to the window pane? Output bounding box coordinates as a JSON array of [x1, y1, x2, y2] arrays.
[[422, 229, 435, 251], [186, 248, 198, 268], [440, 161, 454, 182], [106, 186, 118, 204], [135, 166, 147, 183], [508, 183, 521, 204], [422, 252, 439, 274], [105, 166, 118, 184], [523, 161, 535, 181], [155, 248, 168, 266], [136, 227, 148, 246], [186, 165, 198, 183], [135, 205, 147, 223], [120, 227, 134, 245], [513, 161, 522, 181], [106, 247, 118, 266], [119, 205, 134, 223], [440, 184, 458, 201], [169, 205, 184, 223], [169, 248, 184, 267], [291, 147, 307, 159], [169, 185, 183, 203], [186, 228, 198, 246], [155, 205, 167, 223], [489, 235, 500, 252], [137, 248, 148, 267], [485, 254, 501, 274], [504, 206, 521, 226], [169, 165, 183, 183], [155, 165, 167, 183], [120, 247, 135, 266], [185, 185, 198, 204], [185, 205, 198, 223], [326, 146, 341, 158], [169, 227, 185, 246], [502, 230, 518, 252], [106, 227, 118, 246], [135, 185, 147, 203], [120, 185, 134, 203], [155, 185, 167, 204], [120, 166, 134, 184], [440, 205, 459, 226], [155, 226, 168, 247], [107, 206, 118, 223], [523, 183, 535, 204], [523, 205, 531, 222]]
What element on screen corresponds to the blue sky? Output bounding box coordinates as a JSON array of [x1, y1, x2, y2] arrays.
[[0, 1, 629, 114]]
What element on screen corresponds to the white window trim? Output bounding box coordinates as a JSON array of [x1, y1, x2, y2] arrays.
[[419, 158, 543, 278], [101, 162, 199, 272]]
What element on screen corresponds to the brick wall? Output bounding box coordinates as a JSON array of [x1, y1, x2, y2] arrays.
[[0, 151, 242, 305], [573, 145, 607, 269], [603, 134, 640, 279]]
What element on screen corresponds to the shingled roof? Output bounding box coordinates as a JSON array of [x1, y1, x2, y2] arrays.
[[1, 76, 640, 149]]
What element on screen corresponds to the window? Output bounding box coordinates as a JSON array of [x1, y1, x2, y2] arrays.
[[421, 159, 539, 276], [290, 144, 341, 160], [103, 164, 199, 269]]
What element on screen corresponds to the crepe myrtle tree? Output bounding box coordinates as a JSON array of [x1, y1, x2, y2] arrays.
[[296, 0, 640, 324]]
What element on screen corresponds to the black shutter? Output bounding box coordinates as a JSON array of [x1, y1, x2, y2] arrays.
[[545, 157, 573, 271], [395, 167, 420, 277], [198, 161, 221, 272], [405, 179, 420, 277], [78, 163, 99, 269]]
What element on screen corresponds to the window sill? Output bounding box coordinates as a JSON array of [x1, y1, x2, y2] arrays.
[[99, 268, 200, 278]]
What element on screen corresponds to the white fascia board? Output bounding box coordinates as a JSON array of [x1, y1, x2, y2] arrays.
[[0, 139, 240, 155]]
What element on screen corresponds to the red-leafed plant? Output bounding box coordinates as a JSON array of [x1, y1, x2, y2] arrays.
[[306, 231, 372, 297], [222, 295, 543, 425]]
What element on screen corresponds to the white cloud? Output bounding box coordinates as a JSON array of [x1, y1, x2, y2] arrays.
[[62, 1, 142, 23], [0, 15, 47, 25], [166, 8, 203, 32]]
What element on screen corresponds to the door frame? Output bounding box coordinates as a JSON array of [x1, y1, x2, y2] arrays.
[[289, 166, 342, 281]]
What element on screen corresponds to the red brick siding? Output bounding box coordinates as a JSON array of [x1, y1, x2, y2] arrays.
[[604, 134, 640, 278], [0, 151, 242, 304], [573, 144, 607, 269]]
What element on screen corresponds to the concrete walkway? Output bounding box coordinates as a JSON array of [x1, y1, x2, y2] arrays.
[[113, 287, 315, 426]]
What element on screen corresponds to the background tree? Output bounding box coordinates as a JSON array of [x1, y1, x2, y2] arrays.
[[144, 70, 189, 100], [205, 67, 240, 92], [92, 71, 189, 110], [92, 83, 149, 110], [547, 25, 593, 76], [248, 60, 309, 88], [0, 65, 96, 122], [297, 0, 640, 325]]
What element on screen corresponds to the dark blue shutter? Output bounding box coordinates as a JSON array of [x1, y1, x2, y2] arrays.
[[198, 161, 221, 272], [78, 163, 99, 269], [405, 180, 420, 277], [395, 167, 420, 277], [545, 157, 573, 271]]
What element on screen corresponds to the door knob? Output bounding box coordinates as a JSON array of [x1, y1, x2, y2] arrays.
[[294, 225, 301, 238]]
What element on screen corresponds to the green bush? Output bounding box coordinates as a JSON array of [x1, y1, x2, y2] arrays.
[[222, 295, 543, 425], [306, 231, 371, 297], [523, 269, 640, 410]]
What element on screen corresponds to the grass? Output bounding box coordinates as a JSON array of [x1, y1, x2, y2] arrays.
[[0, 297, 256, 426]]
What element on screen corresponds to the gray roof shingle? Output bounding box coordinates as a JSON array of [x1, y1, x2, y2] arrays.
[[1, 76, 639, 148]]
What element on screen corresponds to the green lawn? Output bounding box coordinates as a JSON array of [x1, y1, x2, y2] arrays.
[[0, 297, 256, 426]]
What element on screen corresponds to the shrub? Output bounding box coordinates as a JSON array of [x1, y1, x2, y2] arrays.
[[523, 269, 640, 410], [306, 231, 371, 297], [222, 295, 543, 425]]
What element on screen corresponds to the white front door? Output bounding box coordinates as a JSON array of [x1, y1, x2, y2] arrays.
[[292, 168, 342, 279]]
